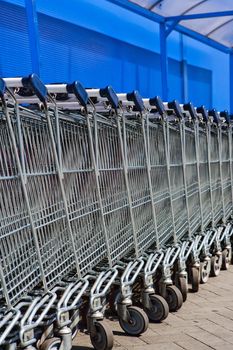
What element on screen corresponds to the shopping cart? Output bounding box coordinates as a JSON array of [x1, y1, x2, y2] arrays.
[[110, 93, 184, 311], [1, 73, 233, 350], [0, 77, 59, 349], [141, 98, 195, 300], [190, 106, 230, 283], [0, 76, 116, 350], [217, 111, 233, 269], [48, 83, 169, 330]]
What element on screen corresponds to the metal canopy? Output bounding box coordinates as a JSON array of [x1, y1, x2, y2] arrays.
[[130, 0, 233, 49]]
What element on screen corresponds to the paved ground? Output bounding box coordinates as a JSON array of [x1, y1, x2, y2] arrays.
[[73, 265, 233, 350]]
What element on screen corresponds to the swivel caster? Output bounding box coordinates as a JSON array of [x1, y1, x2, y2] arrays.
[[210, 255, 222, 277], [165, 285, 183, 312], [119, 306, 148, 336], [90, 320, 114, 350], [145, 294, 169, 322], [178, 276, 188, 302], [40, 337, 61, 350], [190, 266, 199, 293], [221, 249, 231, 270], [200, 260, 210, 284]]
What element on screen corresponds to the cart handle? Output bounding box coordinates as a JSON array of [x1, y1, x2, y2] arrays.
[[86, 86, 119, 109], [148, 96, 166, 116], [183, 102, 197, 120], [196, 105, 208, 122], [4, 74, 47, 103], [167, 100, 183, 119]]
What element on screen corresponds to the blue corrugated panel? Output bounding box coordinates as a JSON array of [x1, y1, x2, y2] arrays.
[[37, 13, 162, 96], [0, 1, 32, 76], [168, 58, 183, 102], [187, 64, 212, 108]]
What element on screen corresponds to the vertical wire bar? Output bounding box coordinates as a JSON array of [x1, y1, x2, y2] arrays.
[[3, 99, 47, 291], [86, 110, 113, 267], [206, 123, 215, 228], [194, 122, 204, 232], [45, 105, 81, 277], [218, 127, 226, 223], [228, 127, 233, 215], [179, 121, 191, 238], [120, 113, 139, 258], [141, 114, 160, 249], [163, 120, 177, 244]]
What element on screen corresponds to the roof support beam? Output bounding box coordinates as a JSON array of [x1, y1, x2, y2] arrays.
[[165, 20, 179, 37], [165, 11, 233, 21], [108, 0, 232, 53], [107, 0, 164, 23], [175, 24, 232, 53]]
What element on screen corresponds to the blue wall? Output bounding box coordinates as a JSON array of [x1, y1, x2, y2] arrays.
[[0, 0, 229, 110]]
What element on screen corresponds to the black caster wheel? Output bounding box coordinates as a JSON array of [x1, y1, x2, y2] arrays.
[[119, 306, 149, 336], [90, 320, 114, 350], [145, 294, 169, 322], [210, 255, 222, 277], [165, 285, 183, 312], [40, 337, 61, 350], [178, 276, 188, 302], [190, 266, 199, 293], [200, 260, 210, 284], [221, 248, 231, 270]]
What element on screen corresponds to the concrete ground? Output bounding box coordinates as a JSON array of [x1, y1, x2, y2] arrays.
[[73, 265, 233, 350]]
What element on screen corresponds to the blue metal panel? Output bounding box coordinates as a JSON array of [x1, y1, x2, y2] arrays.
[[37, 13, 162, 96], [36, 0, 161, 55], [160, 22, 168, 100], [168, 58, 183, 101], [25, 0, 40, 75], [187, 64, 212, 108], [230, 53, 233, 113], [0, 1, 32, 76]]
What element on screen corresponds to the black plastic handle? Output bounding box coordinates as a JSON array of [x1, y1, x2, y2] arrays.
[[167, 100, 183, 119], [0, 78, 6, 98], [220, 110, 230, 124], [126, 90, 144, 112], [149, 96, 165, 115], [196, 105, 208, 122], [22, 73, 48, 103], [183, 102, 197, 120], [67, 81, 88, 107], [208, 109, 220, 124], [100, 86, 119, 109]]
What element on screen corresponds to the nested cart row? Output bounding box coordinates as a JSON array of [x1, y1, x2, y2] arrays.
[[0, 74, 232, 350]]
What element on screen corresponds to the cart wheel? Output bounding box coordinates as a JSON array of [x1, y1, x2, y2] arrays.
[[222, 249, 230, 270], [40, 337, 61, 350], [145, 294, 169, 322], [90, 320, 113, 350], [210, 255, 221, 277], [166, 285, 183, 312], [200, 261, 210, 284], [119, 306, 148, 336], [191, 266, 199, 293], [178, 276, 188, 302]]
